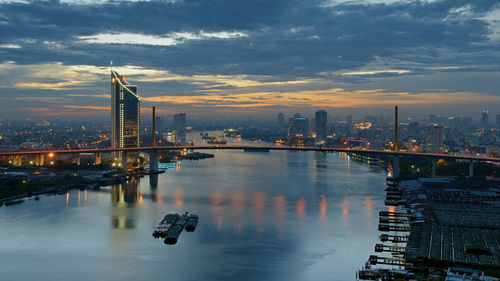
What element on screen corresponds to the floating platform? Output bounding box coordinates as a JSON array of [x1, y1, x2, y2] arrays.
[[185, 214, 199, 232], [165, 213, 189, 245], [152, 213, 180, 238]]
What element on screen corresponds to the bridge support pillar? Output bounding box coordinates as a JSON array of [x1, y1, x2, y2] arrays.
[[149, 150, 159, 173], [393, 156, 400, 178], [432, 160, 436, 178], [35, 154, 45, 166], [121, 152, 128, 170], [469, 160, 474, 178], [72, 153, 80, 166], [95, 152, 102, 165]]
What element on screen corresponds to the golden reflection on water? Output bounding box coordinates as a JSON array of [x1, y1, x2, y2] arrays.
[[211, 189, 224, 206], [174, 188, 183, 206], [78, 190, 81, 206], [364, 196, 373, 216], [341, 194, 350, 217], [231, 188, 245, 214], [275, 194, 287, 237], [253, 191, 266, 214], [319, 194, 328, 220], [274, 195, 286, 216], [66, 191, 69, 206], [84, 189, 87, 204], [253, 191, 267, 236], [296, 197, 306, 219], [364, 196, 373, 227]]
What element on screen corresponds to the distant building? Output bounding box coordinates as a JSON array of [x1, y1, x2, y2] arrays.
[[462, 117, 473, 130], [346, 115, 353, 123], [429, 114, 437, 124], [482, 110, 489, 130], [288, 114, 309, 144], [155, 116, 163, 133], [315, 110, 327, 143], [277, 113, 285, 128], [365, 129, 383, 149], [111, 68, 140, 153], [426, 124, 444, 153], [447, 116, 462, 129], [173, 113, 186, 144], [496, 115, 500, 130], [408, 122, 420, 138]]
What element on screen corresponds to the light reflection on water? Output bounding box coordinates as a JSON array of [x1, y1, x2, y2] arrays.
[[0, 149, 388, 281]]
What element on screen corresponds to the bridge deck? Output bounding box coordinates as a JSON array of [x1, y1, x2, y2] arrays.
[[0, 145, 498, 162]]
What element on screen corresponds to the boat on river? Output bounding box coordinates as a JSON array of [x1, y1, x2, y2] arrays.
[[184, 214, 199, 232], [152, 213, 180, 238], [164, 212, 189, 245]]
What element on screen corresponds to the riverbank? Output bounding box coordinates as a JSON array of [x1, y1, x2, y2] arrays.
[[0, 168, 128, 205]]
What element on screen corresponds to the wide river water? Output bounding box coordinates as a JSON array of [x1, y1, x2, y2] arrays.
[[0, 134, 389, 281]]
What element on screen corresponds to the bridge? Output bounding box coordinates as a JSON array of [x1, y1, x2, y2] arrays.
[[1, 145, 498, 178]]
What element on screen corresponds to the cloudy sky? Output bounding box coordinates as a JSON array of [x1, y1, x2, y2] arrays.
[[0, 0, 498, 120]]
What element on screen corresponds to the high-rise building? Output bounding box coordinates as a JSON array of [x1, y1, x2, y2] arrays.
[[315, 110, 327, 143], [482, 110, 489, 130], [111, 68, 140, 152], [496, 115, 500, 130], [173, 113, 187, 144], [288, 114, 309, 144], [155, 116, 163, 133], [346, 115, 353, 123], [277, 113, 284, 128], [426, 124, 444, 153]]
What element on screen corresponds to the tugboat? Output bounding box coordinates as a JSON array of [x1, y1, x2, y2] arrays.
[[152, 213, 180, 238], [164, 212, 189, 245], [184, 214, 199, 232]]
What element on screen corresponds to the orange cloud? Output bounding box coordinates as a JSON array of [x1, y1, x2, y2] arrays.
[[143, 88, 498, 109]]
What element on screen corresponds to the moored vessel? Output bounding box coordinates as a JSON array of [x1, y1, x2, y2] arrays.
[[184, 214, 199, 232], [164, 213, 189, 244], [152, 213, 180, 238]]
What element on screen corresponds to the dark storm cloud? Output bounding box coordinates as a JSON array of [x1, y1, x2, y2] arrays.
[[0, 0, 498, 77]]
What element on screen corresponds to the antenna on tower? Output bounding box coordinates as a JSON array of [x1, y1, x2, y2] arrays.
[[110, 60, 113, 70]]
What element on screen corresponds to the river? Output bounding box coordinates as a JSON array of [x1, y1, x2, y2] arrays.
[[0, 133, 388, 281]]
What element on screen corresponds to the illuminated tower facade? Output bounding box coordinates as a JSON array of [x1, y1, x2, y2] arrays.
[[111, 68, 140, 151], [481, 110, 489, 130]]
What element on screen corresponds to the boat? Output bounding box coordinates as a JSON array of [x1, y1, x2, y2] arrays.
[[164, 212, 189, 245], [184, 214, 199, 232], [152, 213, 180, 238]]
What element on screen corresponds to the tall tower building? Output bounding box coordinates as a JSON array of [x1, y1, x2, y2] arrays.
[[496, 115, 500, 130], [426, 124, 444, 153], [315, 110, 327, 143], [287, 114, 309, 144], [111, 68, 140, 151], [173, 113, 187, 145], [277, 113, 284, 128], [482, 110, 489, 130]]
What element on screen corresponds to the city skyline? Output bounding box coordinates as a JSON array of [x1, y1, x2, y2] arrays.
[[0, 0, 499, 119]]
